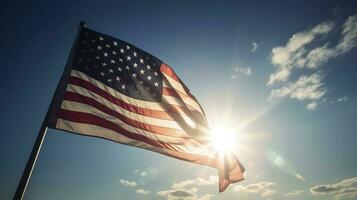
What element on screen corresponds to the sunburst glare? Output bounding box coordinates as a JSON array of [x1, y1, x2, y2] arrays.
[[210, 125, 238, 153]]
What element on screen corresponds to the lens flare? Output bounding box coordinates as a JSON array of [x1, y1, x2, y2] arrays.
[[267, 150, 305, 181]]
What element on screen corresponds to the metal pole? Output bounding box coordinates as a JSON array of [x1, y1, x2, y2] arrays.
[[12, 21, 86, 200], [12, 125, 48, 200]]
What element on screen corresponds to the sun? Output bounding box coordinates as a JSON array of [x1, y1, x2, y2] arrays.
[[209, 125, 238, 154]]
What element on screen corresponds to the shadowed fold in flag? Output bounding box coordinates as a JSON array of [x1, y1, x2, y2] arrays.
[[46, 25, 244, 192]]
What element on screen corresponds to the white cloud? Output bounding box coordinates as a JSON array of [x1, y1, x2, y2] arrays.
[[233, 65, 252, 79], [336, 15, 357, 54], [157, 188, 214, 200], [171, 175, 218, 189], [261, 189, 276, 197], [310, 177, 357, 199], [157, 188, 198, 200], [285, 189, 303, 196], [233, 181, 276, 197], [119, 179, 137, 187], [295, 174, 306, 181], [268, 67, 291, 85], [267, 14, 357, 109], [251, 41, 259, 52], [136, 189, 150, 195], [268, 21, 334, 85], [337, 96, 349, 103], [269, 14, 357, 84], [329, 96, 349, 104], [158, 176, 217, 200], [239, 67, 252, 75], [303, 44, 335, 68], [197, 194, 215, 200], [269, 73, 326, 102], [133, 169, 149, 176], [306, 101, 319, 110]]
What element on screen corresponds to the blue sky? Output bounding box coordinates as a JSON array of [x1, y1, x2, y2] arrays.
[[1, 0, 357, 199]]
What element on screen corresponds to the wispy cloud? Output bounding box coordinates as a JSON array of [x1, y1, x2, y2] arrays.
[[267, 14, 357, 109], [197, 194, 215, 200], [310, 177, 357, 199], [235, 67, 252, 75], [268, 73, 326, 102], [133, 168, 149, 176], [336, 15, 357, 54], [157, 188, 214, 200], [119, 179, 137, 187], [232, 63, 252, 79], [306, 101, 319, 110], [157, 188, 197, 200], [251, 41, 259, 52], [262, 189, 276, 197], [285, 189, 303, 196], [337, 96, 349, 103], [171, 175, 218, 189], [329, 96, 349, 104], [295, 174, 306, 181], [136, 188, 150, 195], [268, 21, 334, 85], [157, 176, 217, 200], [233, 181, 276, 197]]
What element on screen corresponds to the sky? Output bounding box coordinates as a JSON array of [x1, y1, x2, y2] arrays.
[[1, 0, 357, 200]]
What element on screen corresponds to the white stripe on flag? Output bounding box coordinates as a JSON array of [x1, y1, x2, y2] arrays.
[[60, 100, 196, 144], [70, 70, 194, 113], [162, 74, 204, 114], [56, 114, 214, 158], [66, 83, 190, 130]]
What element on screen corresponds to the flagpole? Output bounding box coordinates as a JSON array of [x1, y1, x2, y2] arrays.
[[12, 21, 86, 200], [12, 125, 48, 200]]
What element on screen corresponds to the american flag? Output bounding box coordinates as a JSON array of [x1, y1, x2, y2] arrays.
[[46, 25, 244, 192]]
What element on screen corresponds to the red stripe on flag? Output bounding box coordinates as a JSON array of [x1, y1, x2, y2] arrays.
[[67, 74, 209, 138], [57, 112, 218, 169], [68, 75, 208, 128], [163, 87, 203, 115], [68, 76, 192, 119], [162, 87, 181, 99], [63, 91, 191, 138], [160, 63, 182, 82], [58, 109, 180, 150], [163, 87, 197, 102], [58, 109, 214, 160], [160, 64, 204, 110]]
